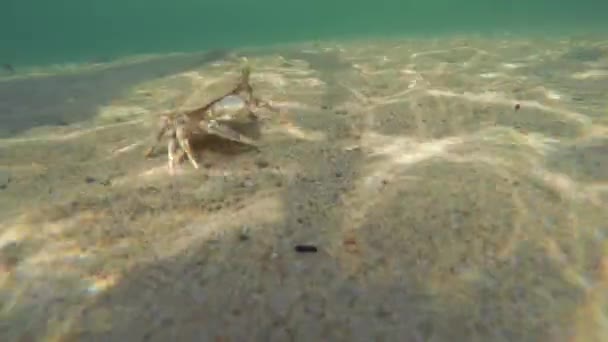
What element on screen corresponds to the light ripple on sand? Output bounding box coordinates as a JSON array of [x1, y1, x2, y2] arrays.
[[426, 89, 592, 126]]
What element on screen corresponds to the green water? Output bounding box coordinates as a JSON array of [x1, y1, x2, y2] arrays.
[[2, 0, 607, 66]]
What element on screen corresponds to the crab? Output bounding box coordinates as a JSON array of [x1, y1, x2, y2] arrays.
[[144, 66, 281, 173]]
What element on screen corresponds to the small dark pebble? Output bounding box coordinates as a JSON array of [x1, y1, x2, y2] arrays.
[[335, 171, 343, 178], [295, 245, 318, 253], [84, 177, 111, 186], [514, 103, 521, 111], [255, 159, 269, 168]]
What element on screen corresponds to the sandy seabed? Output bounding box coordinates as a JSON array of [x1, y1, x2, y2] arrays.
[[1, 33, 608, 341]]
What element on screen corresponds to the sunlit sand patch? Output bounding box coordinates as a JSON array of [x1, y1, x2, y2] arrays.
[[398, 69, 426, 88], [479, 72, 505, 79], [110, 142, 142, 157], [300, 49, 320, 54], [22, 241, 90, 274], [338, 133, 463, 231], [279, 68, 318, 78], [210, 61, 230, 68], [410, 46, 493, 59], [590, 182, 608, 199], [35, 214, 80, 239], [577, 123, 608, 140], [134, 164, 173, 179], [338, 81, 374, 105], [175, 70, 207, 83], [363, 132, 462, 167], [444, 133, 554, 174], [522, 53, 542, 61], [338, 81, 424, 107], [427, 88, 592, 126], [530, 167, 605, 205], [502, 62, 526, 69], [253, 72, 289, 88], [290, 77, 326, 88], [571, 288, 608, 342], [270, 100, 318, 112], [353, 63, 393, 76], [443, 153, 513, 169], [400, 68, 419, 75], [339, 124, 565, 235], [85, 273, 120, 295], [572, 69, 608, 79], [366, 88, 424, 106], [351, 63, 368, 73], [281, 77, 327, 91], [543, 238, 593, 290], [544, 89, 562, 100], [478, 127, 560, 155], [264, 122, 327, 142]]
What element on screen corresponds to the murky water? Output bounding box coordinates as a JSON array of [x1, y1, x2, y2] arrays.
[[1, 0, 608, 66]]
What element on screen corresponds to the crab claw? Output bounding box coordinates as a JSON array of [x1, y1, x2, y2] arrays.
[[205, 120, 258, 147]]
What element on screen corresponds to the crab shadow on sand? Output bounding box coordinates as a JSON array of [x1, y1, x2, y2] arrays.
[[0, 49, 233, 138]]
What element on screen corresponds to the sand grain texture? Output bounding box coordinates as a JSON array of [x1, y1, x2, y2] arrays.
[[1, 35, 607, 341]]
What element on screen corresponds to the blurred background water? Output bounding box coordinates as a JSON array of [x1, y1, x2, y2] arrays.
[[2, 0, 608, 66]]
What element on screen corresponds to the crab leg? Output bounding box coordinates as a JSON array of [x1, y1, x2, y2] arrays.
[[167, 136, 180, 173], [175, 125, 200, 169]]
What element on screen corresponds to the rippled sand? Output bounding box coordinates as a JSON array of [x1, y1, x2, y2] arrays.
[[1, 34, 608, 341]]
